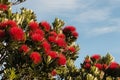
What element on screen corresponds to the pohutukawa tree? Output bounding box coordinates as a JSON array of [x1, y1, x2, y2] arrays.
[[0, 0, 120, 80]]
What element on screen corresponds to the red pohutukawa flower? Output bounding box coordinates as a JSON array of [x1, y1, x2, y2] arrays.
[[48, 31, 58, 42], [68, 46, 76, 53], [9, 27, 25, 41], [58, 33, 65, 39], [84, 63, 91, 69], [6, 20, 17, 27], [48, 51, 58, 59], [95, 63, 103, 70], [0, 30, 5, 38], [63, 26, 78, 39], [28, 21, 39, 31], [49, 31, 57, 37], [31, 33, 44, 42], [42, 40, 51, 53], [72, 31, 78, 38], [0, 22, 7, 29], [58, 54, 66, 65], [19, 44, 30, 53], [40, 21, 51, 31], [55, 38, 66, 48], [109, 62, 119, 69], [29, 29, 44, 37], [91, 54, 101, 60], [0, 20, 17, 29], [0, 4, 8, 11], [33, 29, 44, 36], [30, 52, 41, 64], [63, 26, 76, 32], [48, 36, 56, 42], [51, 69, 57, 76], [102, 64, 108, 69]]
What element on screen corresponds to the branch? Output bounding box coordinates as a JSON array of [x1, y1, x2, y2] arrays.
[[0, 70, 4, 74], [11, 0, 26, 5], [0, 53, 6, 63]]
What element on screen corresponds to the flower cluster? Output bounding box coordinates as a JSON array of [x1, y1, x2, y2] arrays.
[[28, 21, 39, 30], [0, 20, 25, 41], [19, 44, 30, 53], [16, 20, 78, 66], [39, 21, 51, 31], [48, 51, 58, 59], [0, 30, 5, 38], [58, 54, 66, 65], [48, 31, 66, 48], [105, 62, 120, 77], [91, 54, 101, 61], [0, 20, 17, 29], [51, 69, 57, 76], [63, 26, 78, 38], [0, 3, 79, 78], [82, 54, 120, 78], [28, 21, 44, 42], [0, 3, 8, 11], [30, 52, 41, 64], [9, 27, 25, 41], [109, 62, 119, 69], [68, 46, 76, 53], [83, 54, 108, 70]]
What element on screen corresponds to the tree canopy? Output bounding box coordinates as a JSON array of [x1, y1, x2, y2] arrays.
[[0, 0, 120, 80]]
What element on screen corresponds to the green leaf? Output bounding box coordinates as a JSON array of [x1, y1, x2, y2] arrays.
[[4, 68, 17, 80], [52, 18, 64, 33]]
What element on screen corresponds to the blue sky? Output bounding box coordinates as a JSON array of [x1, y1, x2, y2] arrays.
[[12, 0, 120, 67]]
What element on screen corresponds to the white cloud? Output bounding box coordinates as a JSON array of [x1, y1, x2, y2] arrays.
[[75, 0, 97, 10], [13, 0, 120, 37], [33, 0, 98, 13], [24, 0, 79, 13], [86, 26, 120, 36], [84, 17, 120, 37], [75, 9, 110, 23], [41, 0, 78, 10]]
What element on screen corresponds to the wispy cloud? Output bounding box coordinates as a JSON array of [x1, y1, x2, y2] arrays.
[[13, 0, 120, 37], [72, 0, 120, 37], [84, 18, 120, 37], [86, 26, 120, 37], [21, 0, 79, 13], [74, 0, 120, 23], [75, 9, 110, 23], [39, 0, 78, 10]]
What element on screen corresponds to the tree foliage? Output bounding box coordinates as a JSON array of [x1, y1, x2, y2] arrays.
[[0, 0, 120, 80]]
